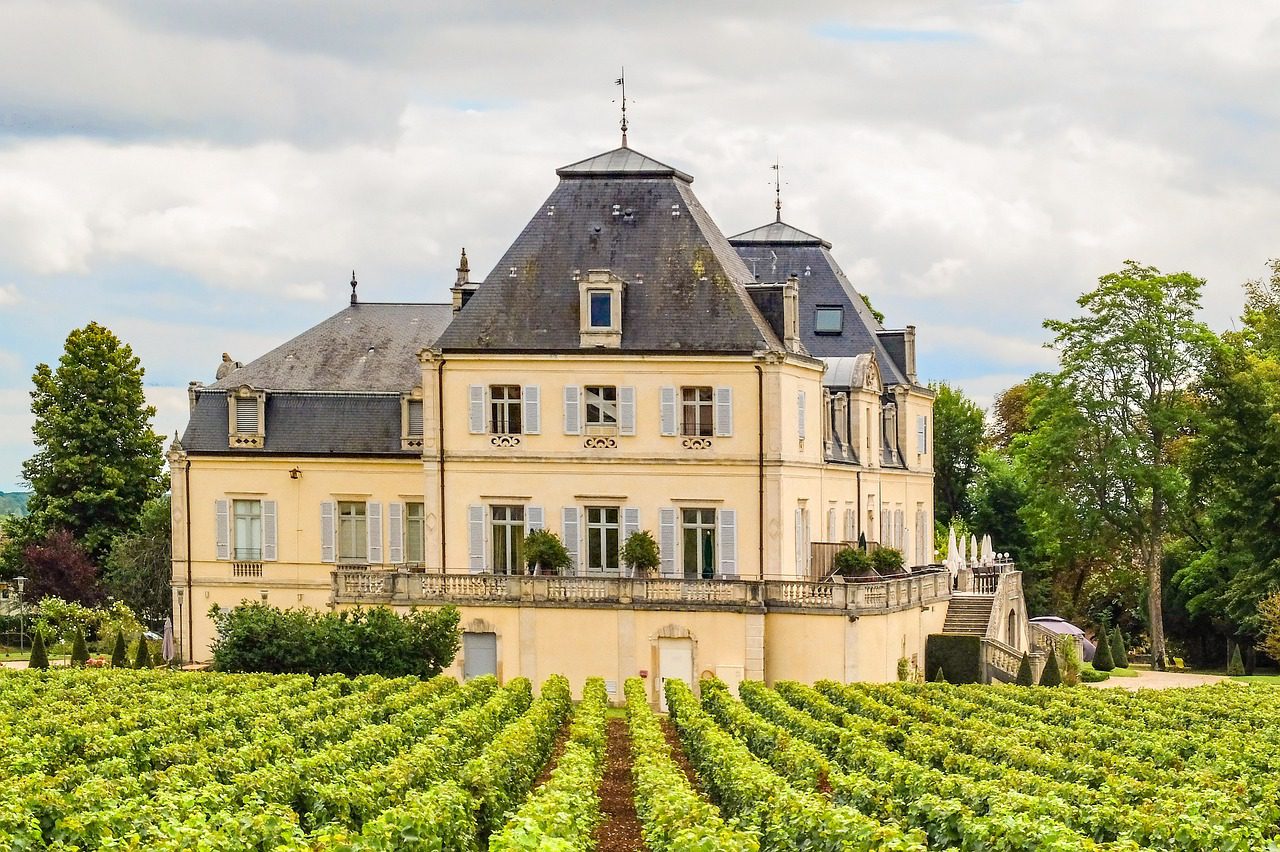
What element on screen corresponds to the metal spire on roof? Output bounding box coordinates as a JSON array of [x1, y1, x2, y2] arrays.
[[350, 270, 358, 304], [614, 68, 628, 148], [772, 159, 783, 223]]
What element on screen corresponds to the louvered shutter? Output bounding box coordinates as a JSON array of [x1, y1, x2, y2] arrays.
[[468, 385, 485, 434], [797, 390, 807, 441], [844, 508, 855, 542], [262, 500, 277, 561], [562, 507, 580, 574], [468, 505, 485, 572], [619, 386, 636, 436], [718, 509, 737, 578], [407, 400, 424, 436], [320, 501, 336, 563], [917, 415, 928, 454], [388, 502, 404, 564], [527, 506, 544, 531], [894, 509, 904, 550], [794, 508, 804, 574], [215, 499, 230, 561], [880, 510, 891, 548], [523, 385, 541, 434], [564, 386, 581, 435], [367, 502, 383, 564], [660, 386, 677, 436], [234, 396, 259, 433], [659, 508, 677, 577], [623, 506, 640, 575], [827, 508, 837, 541], [714, 387, 733, 437]]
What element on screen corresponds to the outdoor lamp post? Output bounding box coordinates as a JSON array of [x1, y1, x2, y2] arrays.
[[13, 576, 26, 652]]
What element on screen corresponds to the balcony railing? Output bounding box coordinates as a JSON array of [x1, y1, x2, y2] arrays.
[[331, 566, 951, 615]]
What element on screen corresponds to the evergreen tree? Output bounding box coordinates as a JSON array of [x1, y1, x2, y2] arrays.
[[1227, 643, 1245, 676], [1039, 649, 1063, 686], [1092, 626, 1115, 671], [110, 628, 128, 667], [933, 666, 947, 683], [18, 323, 166, 567], [133, 637, 152, 670], [69, 628, 89, 667], [1110, 627, 1128, 668], [1015, 652, 1035, 686], [27, 630, 49, 670]]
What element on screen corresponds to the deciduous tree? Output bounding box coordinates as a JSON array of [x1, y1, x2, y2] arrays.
[[103, 496, 171, 623], [930, 382, 986, 525]]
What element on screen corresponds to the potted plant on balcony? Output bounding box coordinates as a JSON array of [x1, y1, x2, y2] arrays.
[[523, 529, 571, 576], [832, 547, 876, 580], [622, 530, 661, 578], [870, 547, 905, 576]]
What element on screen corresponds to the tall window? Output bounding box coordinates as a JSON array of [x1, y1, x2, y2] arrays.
[[405, 502, 425, 564], [681, 387, 713, 436], [588, 291, 612, 328], [490, 385, 522, 434], [491, 505, 525, 575], [585, 385, 618, 426], [586, 507, 620, 573], [233, 499, 262, 560], [337, 501, 367, 562], [682, 508, 716, 580]]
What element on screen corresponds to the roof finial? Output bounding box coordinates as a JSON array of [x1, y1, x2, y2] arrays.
[[772, 159, 783, 223], [455, 247, 470, 286], [350, 270, 358, 304], [614, 68, 628, 149]]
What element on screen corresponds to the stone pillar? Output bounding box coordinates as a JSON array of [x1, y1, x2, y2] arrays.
[[745, 611, 765, 682], [418, 348, 445, 572]]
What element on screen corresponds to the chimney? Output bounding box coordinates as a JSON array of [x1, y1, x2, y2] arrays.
[[904, 325, 918, 384], [783, 275, 801, 351]]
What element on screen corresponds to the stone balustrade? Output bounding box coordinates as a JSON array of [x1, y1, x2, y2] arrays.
[[331, 566, 952, 615]]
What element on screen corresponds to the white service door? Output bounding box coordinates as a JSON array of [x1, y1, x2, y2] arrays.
[[462, 632, 497, 681], [658, 637, 694, 711]]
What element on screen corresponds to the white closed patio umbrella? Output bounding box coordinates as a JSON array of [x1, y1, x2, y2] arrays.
[[945, 525, 960, 575], [969, 534, 979, 567], [981, 534, 994, 566], [161, 617, 175, 664]]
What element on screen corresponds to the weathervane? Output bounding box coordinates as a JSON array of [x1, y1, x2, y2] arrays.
[[772, 159, 784, 222], [614, 68, 629, 148]]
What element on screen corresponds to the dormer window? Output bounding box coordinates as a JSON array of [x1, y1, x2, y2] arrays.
[[227, 386, 265, 449], [579, 269, 624, 348], [401, 387, 425, 450]]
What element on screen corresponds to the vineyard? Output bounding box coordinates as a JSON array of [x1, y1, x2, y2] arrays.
[[1, 669, 1278, 850]]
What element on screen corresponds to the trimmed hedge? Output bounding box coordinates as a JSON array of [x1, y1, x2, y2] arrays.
[[925, 634, 982, 684], [1040, 647, 1063, 686], [1015, 653, 1034, 686], [1092, 627, 1115, 671], [1110, 627, 1128, 668]]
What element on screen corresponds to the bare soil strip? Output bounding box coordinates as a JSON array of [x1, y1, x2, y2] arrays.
[[659, 717, 702, 793], [593, 717, 646, 852]]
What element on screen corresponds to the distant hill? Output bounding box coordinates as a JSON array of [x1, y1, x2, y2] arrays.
[[0, 492, 29, 517]]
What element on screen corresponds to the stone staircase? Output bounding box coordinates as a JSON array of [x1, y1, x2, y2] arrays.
[[943, 594, 995, 635]]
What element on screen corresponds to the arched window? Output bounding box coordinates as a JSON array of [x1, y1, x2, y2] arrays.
[[1007, 609, 1019, 648]]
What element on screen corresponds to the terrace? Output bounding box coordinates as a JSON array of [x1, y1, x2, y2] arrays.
[[330, 565, 953, 615]]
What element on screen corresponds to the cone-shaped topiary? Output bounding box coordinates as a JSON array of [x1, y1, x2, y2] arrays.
[[1039, 649, 1063, 686], [28, 631, 49, 670], [1228, 643, 1245, 676], [133, 637, 152, 670], [933, 666, 947, 683], [1015, 652, 1035, 685], [110, 628, 128, 667], [1110, 627, 1128, 668], [70, 629, 90, 667], [1092, 627, 1115, 672]]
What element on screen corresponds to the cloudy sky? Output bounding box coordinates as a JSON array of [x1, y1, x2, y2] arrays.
[[0, 1, 1277, 491]]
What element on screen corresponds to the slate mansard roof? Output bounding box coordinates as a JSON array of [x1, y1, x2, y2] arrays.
[[435, 146, 784, 354], [729, 219, 910, 387], [182, 302, 451, 456]]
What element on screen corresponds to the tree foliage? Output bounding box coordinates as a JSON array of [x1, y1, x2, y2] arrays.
[[522, 529, 571, 575], [103, 495, 171, 623], [1110, 626, 1129, 668], [20, 322, 166, 565], [110, 628, 128, 667], [27, 630, 48, 670], [1039, 646, 1062, 686], [22, 529, 102, 606], [930, 382, 986, 525], [621, 530, 660, 576], [1015, 653, 1034, 686], [70, 628, 90, 666]]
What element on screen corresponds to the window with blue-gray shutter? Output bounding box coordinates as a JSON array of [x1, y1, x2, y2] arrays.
[[714, 386, 733, 437], [367, 502, 382, 564], [468, 385, 485, 434], [523, 385, 541, 434], [917, 414, 928, 454], [527, 505, 544, 532], [718, 509, 737, 577], [659, 508, 677, 576], [564, 386, 582, 435], [468, 505, 485, 572], [320, 501, 336, 563], [562, 507, 580, 573], [660, 386, 677, 436], [262, 500, 277, 561], [618, 386, 636, 435], [215, 499, 230, 561], [388, 502, 404, 564]]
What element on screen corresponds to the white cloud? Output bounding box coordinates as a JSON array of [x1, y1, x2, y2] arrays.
[[145, 385, 190, 449], [0, 284, 19, 307], [283, 281, 327, 302]]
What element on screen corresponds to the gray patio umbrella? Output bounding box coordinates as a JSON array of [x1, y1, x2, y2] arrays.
[[161, 617, 175, 663]]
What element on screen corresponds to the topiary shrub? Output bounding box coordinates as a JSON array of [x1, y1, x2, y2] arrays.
[[833, 547, 874, 577], [871, 547, 905, 575], [1039, 647, 1063, 686], [1092, 626, 1115, 672], [110, 628, 128, 667], [934, 666, 947, 683], [69, 628, 90, 667], [1058, 636, 1082, 686], [28, 630, 49, 670], [925, 634, 981, 683], [1110, 627, 1128, 668], [621, 530, 660, 577], [523, 529, 571, 575], [1228, 643, 1245, 676], [1080, 665, 1110, 682], [1015, 652, 1034, 686], [896, 656, 911, 682], [133, 637, 152, 669]]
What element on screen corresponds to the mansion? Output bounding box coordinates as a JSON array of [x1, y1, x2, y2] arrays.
[[171, 141, 1031, 698]]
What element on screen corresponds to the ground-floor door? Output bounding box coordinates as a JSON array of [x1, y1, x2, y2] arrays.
[[462, 631, 497, 680], [657, 636, 694, 711]]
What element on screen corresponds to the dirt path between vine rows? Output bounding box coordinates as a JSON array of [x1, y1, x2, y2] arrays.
[[593, 718, 646, 852]]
